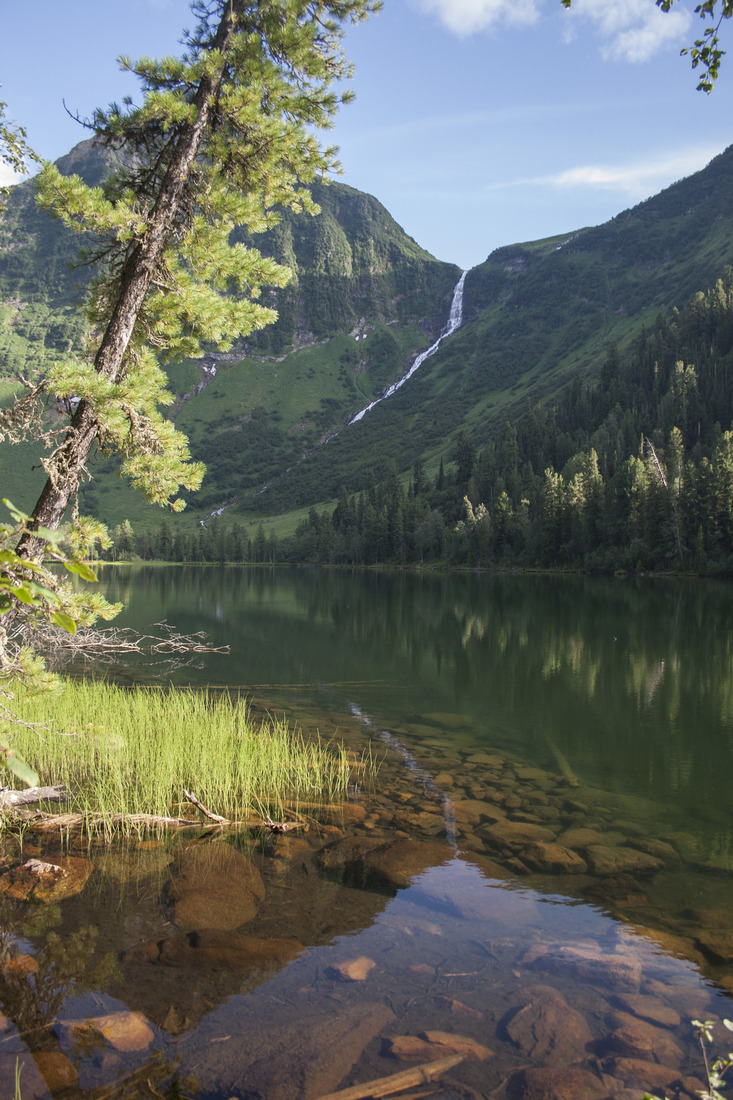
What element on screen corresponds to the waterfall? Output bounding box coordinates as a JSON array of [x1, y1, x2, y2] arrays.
[[349, 269, 468, 425]]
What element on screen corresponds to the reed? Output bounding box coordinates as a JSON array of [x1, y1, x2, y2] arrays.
[[5, 679, 354, 834]]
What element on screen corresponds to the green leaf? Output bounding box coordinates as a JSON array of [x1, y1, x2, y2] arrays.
[[64, 560, 98, 582], [51, 610, 77, 634], [1, 749, 39, 788]]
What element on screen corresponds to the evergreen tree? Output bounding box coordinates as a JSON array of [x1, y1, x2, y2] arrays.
[[5, 0, 378, 559]]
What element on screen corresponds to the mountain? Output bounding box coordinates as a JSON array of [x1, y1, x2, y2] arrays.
[[1, 140, 733, 531]]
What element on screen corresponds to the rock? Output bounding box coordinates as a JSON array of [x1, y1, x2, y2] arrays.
[[318, 835, 451, 892], [482, 820, 556, 851], [606, 1056, 688, 1093], [421, 1030, 493, 1061], [557, 827, 607, 848], [392, 810, 446, 835], [506, 1066, 610, 1100], [583, 874, 653, 910], [319, 801, 367, 825], [605, 1012, 683, 1065], [466, 753, 505, 766], [614, 993, 681, 1028], [0, 855, 92, 903], [584, 845, 662, 878], [387, 1031, 493, 1063], [71, 1011, 155, 1052], [626, 837, 680, 862], [418, 712, 471, 729], [165, 842, 265, 931], [451, 799, 506, 825], [520, 842, 588, 875], [328, 956, 375, 982], [695, 928, 733, 963], [530, 945, 642, 992], [125, 929, 303, 971], [191, 1002, 395, 1100], [503, 986, 592, 1065], [432, 995, 483, 1018], [32, 1052, 79, 1091]]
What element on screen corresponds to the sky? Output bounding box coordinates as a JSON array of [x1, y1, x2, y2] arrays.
[[1, 0, 731, 270]]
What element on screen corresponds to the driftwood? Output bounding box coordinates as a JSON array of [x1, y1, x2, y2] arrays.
[[22, 811, 199, 833], [0, 784, 70, 809], [183, 788, 230, 824], [315, 1054, 465, 1100]]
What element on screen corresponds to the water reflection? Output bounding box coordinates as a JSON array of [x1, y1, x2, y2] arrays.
[[12, 567, 733, 1098]]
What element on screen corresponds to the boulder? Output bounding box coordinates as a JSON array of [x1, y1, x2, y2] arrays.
[[584, 845, 662, 878], [482, 820, 556, 851], [124, 929, 303, 971], [503, 986, 592, 1065], [506, 1066, 610, 1100], [520, 842, 588, 875], [0, 856, 92, 903], [165, 842, 265, 931]]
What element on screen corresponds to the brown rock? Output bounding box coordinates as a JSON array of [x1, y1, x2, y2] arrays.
[[504, 987, 592, 1065], [191, 1002, 395, 1100], [615, 993, 681, 1028], [606, 1056, 687, 1093], [583, 874, 653, 909], [73, 1011, 155, 1052], [483, 820, 556, 851], [165, 842, 265, 931], [0, 856, 92, 903], [32, 1052, 79, 1091], [605, 1012, 683, 1066], [557, 827, 606, 848], [329, 956, 375, 982], [452, 799, 506, 825], [696, 928, 733, 963], [421, 1030, 493, 1061], [433, 995, 483, 1018], [584, 845, 662, 877], [371, 837, 453, 888], [507, 1066, 609, 1100], [387, 1035, 440, 1062], [521, 842, 588, 875]]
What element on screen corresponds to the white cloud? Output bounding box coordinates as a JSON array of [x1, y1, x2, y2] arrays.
[[0, 163, 25, 189], [411, 0, 540, 36], [562, 0, 692, 62], [523, 146, 723, 198]]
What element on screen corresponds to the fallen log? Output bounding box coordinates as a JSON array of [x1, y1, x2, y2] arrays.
[[314, 1053, 465, 1100], [22, 811, 199, 833], [0, 784, 70, 809]]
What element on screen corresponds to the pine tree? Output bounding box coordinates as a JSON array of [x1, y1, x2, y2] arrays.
[[7, 0, 378, 559]]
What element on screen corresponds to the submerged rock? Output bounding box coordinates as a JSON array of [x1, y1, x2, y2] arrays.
[[0, 855, 92, 903], [506, 1066, 610, 1100], [124, 929, 303, 971], [164, 841, 265, 931], [503, 986, 593, 1065]]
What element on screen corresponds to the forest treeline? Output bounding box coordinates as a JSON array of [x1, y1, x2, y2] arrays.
[[109, 268, 733, 574]]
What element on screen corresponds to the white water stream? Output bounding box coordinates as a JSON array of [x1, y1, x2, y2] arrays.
[[349, 269, 468, 425]]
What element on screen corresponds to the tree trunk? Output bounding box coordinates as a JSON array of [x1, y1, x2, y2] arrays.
[[18, 2, 241, 560]]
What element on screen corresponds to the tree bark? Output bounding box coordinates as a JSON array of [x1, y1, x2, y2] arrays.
[[18, 1, 243, 560]]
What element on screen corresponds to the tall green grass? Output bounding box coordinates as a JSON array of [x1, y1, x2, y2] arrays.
[[5, 679, 353, 834]]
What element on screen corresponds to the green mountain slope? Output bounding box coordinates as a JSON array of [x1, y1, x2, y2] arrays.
[[251, 144, 733, 514], [2, 141, 733, 531]]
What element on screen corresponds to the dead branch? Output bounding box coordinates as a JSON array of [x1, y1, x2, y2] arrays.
[[0, 784, 70, 809], [183, 789, 230, 824], [21, 620, 230, 672], [315, 1054, 465, 1100], [20, 810, 199, 833]]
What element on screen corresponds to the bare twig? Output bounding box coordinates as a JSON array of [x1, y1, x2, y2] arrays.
[[183, 789, 230, 824]]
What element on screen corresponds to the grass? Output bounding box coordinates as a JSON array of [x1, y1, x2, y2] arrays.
[[5, 679, 357, 837]]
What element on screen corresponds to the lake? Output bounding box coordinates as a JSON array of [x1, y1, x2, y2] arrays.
[[3, 567, 733, 1100]]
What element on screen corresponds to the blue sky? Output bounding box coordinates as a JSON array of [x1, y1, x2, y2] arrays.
[[1, 0, 731, 269]]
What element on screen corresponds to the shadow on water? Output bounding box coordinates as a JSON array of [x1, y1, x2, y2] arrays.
[[4, 568, 733, 1099]]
